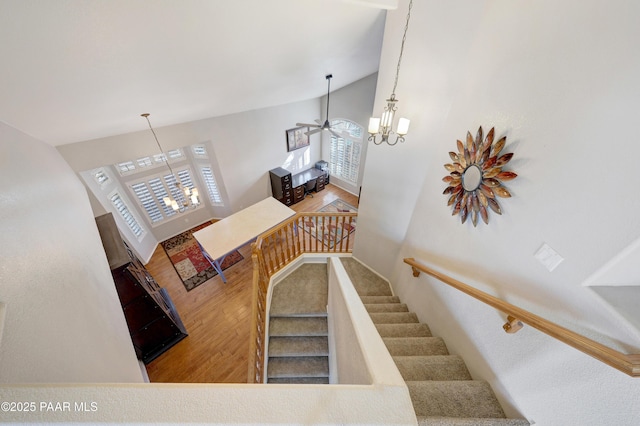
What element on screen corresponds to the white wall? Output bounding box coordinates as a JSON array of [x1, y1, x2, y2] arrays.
[[355, 1, 640, 425], [58, 98, 322, 259], [0, 122, 143, 383]]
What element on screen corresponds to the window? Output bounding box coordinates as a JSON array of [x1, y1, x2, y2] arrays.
[[192, 144, 224, 206], [200, 166, 223, 205], [109, 192, 145, 239], [329, 119, 363, 185], [192, 145, 208, 159], [117, 161, 136, 175], [130, 181, 166, 223], [92, 168, 110, 188], [136, 157, 153, 168], [128, 167, 201, 225], [115, 149, 186, 176]]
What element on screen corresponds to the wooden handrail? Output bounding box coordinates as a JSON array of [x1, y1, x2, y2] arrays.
[[247, 211, 357, 383], [404, 257, 640, 377]]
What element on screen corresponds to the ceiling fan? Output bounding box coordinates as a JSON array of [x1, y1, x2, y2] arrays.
[[296, 74, 344, 138]]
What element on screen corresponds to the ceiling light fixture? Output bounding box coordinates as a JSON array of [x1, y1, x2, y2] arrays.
[[141, 113, 200, 212], [368, 0, 413, 146]]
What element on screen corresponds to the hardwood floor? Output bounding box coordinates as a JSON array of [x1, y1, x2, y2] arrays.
[[144, 183, 359, 383]]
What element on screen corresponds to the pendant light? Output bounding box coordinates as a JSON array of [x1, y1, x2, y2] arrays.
[[141, 113, 200, 212], [368, 0, 413, 146]]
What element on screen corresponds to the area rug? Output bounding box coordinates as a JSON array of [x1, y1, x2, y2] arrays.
[[161, 221, 244, 291], [303, 199, 358, 248]]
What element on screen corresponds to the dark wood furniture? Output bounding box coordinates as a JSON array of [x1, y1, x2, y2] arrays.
[[96, 213, 188, 364], [316, 174, 326, 192], [269, 167, 293, 206], [270, 166, 328, 206]]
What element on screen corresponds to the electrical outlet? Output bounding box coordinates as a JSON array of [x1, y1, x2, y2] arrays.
[[535, 243, 564, 272]]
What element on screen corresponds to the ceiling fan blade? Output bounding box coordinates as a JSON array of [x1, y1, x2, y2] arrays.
[[329, 129, 345, 139], [296, 122, 320, 128], [315, 118, 322, 125], [305, 128, 323, 136]]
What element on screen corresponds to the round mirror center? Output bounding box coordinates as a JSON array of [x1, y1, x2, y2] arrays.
[[462, 165, 482, 191]]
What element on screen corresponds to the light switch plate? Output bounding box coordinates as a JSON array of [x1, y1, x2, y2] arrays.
[[535, 243, 564, 272]]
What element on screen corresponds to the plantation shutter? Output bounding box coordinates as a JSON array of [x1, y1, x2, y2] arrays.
[[130, 182, 164, 223], [148, 177, 176, 218], [200, 166, 223, 205], [109, 192, 144, 238], [329, 119, 363, 185]]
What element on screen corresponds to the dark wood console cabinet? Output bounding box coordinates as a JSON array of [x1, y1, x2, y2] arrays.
[[96, 213, 187, 364]]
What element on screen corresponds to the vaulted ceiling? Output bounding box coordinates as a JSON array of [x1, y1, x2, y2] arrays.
[[0, 0, 392, 146]]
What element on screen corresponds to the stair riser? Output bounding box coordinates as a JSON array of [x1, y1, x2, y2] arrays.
[[370, 312, 419, 324], [365, 303, 409, 313], [394, 356, 471, 381], [383, 337, 449, 356], [375, 323, 433, 338]]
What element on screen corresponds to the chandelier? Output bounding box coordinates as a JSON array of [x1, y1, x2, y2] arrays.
[[141, 113, 200, 212], [368, 0, 413, 146]]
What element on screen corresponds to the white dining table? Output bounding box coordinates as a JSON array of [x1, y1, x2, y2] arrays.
[[192, 197, 295, 283]]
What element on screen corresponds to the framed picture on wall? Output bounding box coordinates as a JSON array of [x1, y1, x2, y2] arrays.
[[286, 127, 310, 152]]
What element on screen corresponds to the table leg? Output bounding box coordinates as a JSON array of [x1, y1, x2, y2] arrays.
[[197, 242, 228, 283], [211, 256, 228, 283]]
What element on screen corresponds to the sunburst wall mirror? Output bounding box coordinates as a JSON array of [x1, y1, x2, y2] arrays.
[[442, 126, 517, 226]]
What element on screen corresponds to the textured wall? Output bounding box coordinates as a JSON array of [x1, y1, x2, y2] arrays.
[[356, 1, 640, 425], [0, 123, 143, 383]]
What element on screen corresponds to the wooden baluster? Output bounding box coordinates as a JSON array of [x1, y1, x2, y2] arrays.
[[297, 215, 303, 254], [328, 216, 338, 253], [345, 215, 353, 252], [266, 235, 276, 274], [305, 214, 312, 252], [292, 220, 297, 258], [275, 228, 284, 269], [320, 215, 325, 252], [283, 222, 292, 262], [338, 216, 344, 252]]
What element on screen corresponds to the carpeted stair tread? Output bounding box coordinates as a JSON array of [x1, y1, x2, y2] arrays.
[[370, 312, 419, 324], [376, 323, 433, 337], [268, 336, 329, 357], [270, 312, 328, 318], [340, 257, 392, 296], [360, 295, 401, 304], [417, 417, 530, 425], [383, 337, 448, 356], [406, 381, 506, 419], [269, 316, 328, 337], [267, 356, 329, 378], [393, 355, 471, 381], [365, 303, 409, 313], [270, 264, 328, 316], [267, 377, 330, 384]]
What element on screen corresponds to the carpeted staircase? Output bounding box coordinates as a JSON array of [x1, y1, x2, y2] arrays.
[[267, 263, 330, 384], [265, 258, 529, 425], [340, 257, 530, 426]]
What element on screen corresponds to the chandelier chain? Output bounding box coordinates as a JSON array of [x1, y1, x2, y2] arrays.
[[142, 113, 176, 177], [391, 0, 413, 97]]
